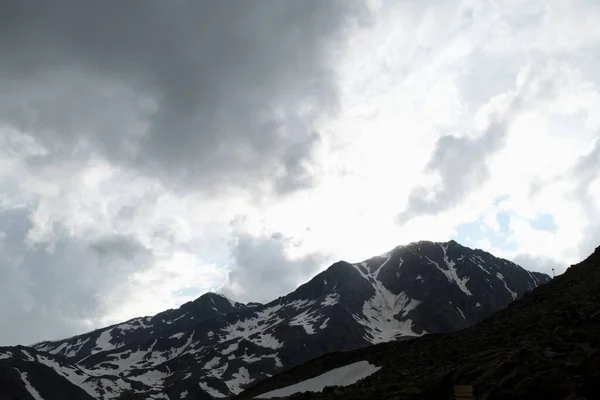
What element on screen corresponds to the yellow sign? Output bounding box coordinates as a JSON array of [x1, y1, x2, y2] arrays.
[[454, 385, 473, 399]]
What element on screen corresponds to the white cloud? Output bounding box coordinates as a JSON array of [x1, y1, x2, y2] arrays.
[[0, 0, 599, 344]]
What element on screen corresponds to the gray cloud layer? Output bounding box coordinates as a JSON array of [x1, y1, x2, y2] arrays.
[[0, 208, 153, 345], [0, 1, 368, 345], [398, 66, 556, 222], [0, 0, 367, 194], [221, 232, 327, 303]]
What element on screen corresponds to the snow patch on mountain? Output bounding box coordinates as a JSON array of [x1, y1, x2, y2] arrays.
[[117, 317, 151, 332], [93, 378, 130, 398], [129, 369, 170, 387], [37, 317, 154, 360], [287, 299, 317, 310], [227, 367, 252, 395], [321, 293, 340, 306], [290, 309, 324, 335], [241, 351, 264, 363], [21, 349, 34, 361], [17, 370, 44, 400], [497, 272, 518, 300], [37, 354, 103, 397], [255, 360, 381, 398], [396, 258, 404, 277], [93, 329, 116, 354], [471, 255, 492, 275], [203, 356, 221, 370], [352, 255, 423, 343], [253, 333, 283, 349], [263, 354, 284, 368], [66, 337, 91, 357], [200, 381, 226, 398], [355, 287, 422, 343], [526, 269, 542, 285], [223, 341, 239, 355], [433, 243, 473, 296], [222, 305, 284, 349]]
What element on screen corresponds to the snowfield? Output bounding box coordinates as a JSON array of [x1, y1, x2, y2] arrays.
[[17, 370, 44, 400], [352, 255, 424, 343], [255, 360, 381, 398]]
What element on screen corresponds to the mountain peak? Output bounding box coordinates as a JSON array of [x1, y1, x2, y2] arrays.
[[240, 244, 599, 400], [198, 291, 236, 305], [16, 240, 551, 399]]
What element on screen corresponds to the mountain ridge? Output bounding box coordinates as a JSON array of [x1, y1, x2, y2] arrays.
[[1, 240, 550, 399], [239, 245, 600, 400]]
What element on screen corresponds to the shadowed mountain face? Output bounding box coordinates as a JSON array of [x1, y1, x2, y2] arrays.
[[0, 240, 549, 399], [238, 245, 600, 400]]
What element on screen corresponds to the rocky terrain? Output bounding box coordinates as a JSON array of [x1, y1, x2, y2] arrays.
[[0, 240, 550, 399], [238, 245, 600, 400]]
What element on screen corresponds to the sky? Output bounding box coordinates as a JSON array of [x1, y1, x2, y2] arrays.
[[0, 0, 599, 346]]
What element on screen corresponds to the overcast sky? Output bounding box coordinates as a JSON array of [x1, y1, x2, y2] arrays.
[[0, 0, 599, 346]]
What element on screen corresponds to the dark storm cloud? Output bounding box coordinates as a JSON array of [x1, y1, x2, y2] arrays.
[[397, 119, 513, 224], [0, 207, 153, 345], [221, 232, 328, 303], [90, 234, 153, 261], [399, 120, 508, 221], [0, 0, 368, 193], [398, 67, 556, 223]]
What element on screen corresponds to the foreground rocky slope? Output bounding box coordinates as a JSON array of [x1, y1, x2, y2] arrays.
[[238, 245, 600, 400], [0, 240, 549, 399]]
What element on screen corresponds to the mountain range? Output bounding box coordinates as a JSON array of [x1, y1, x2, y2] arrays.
[[240, 244, 600, 400], [0, 240, 550, 399]]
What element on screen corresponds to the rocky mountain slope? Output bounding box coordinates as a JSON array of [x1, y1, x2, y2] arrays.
[[238, 245, 600, 400], [0, 240, 550, 399]]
